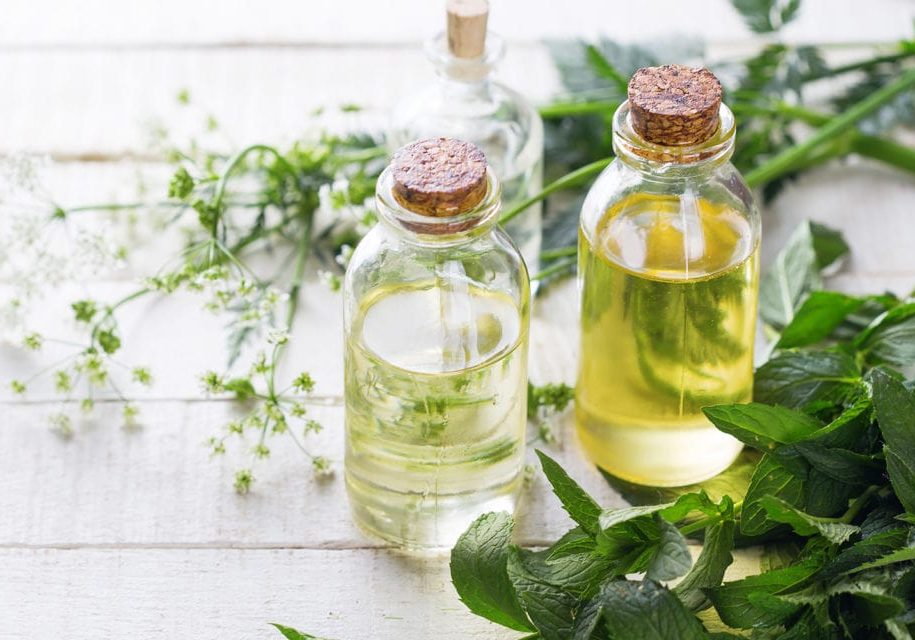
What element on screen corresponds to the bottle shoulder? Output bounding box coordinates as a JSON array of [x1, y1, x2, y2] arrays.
[[389, 80, 543, 176], [344, 224, 529, 304]]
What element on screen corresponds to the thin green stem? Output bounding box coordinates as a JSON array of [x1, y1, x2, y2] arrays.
[[539, 101, 619, 119], [803, 48, 915, 82], [745, 68, 915, 187], [532, 256, 577, 282], [841, 485, 883, 524], [540, 246, 578, 261], [501, 158, 612, 225]]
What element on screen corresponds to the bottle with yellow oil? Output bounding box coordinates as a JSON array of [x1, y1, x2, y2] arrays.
[[343, 138, 530, 549], [577, 65, 760, 487]]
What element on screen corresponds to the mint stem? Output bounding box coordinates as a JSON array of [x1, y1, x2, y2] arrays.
[[500, 158, 612, 225], [744, 68, 915, 187]]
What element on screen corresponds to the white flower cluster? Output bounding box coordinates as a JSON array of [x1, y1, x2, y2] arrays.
[[0, 156, 125, 343]]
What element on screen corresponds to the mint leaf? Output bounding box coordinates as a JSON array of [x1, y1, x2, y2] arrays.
[[851, 547, 915, 573], [645, 516, 692, 582], [703, 403, 823, 451], [776, 291, 865, 349], [873, 368, 915, 513], [569, 595, 605, 640], [506, 547, 577, 640], [599, 580, 708, 639], [754, 350, 861, 410], [705, 558, 821, 628], [741, 455, 806, 536], [818, 528, 908, 580], [536, 450, 602, 535], [675, 519, 736, 612], [810, 221, 851, 270], [759, 496, 860, 544], [270, 624, 327, 640], [759, 221, 824, 329], [777, 441, 883, 487], [856, 302, 915, 371], [450, 512, 533, 632]]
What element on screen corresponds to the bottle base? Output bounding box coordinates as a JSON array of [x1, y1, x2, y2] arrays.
[[345, 470, 523, 550], [576, 410, 744, 487]]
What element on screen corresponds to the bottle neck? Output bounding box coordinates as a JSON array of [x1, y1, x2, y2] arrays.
[[612, 100, 737, 181], [374, 167, 502, 246], [425, 31, 504, 87]]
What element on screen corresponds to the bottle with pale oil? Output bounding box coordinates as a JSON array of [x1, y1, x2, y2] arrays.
[[577, 65, 760, 487], [343, 137, 530, 549]]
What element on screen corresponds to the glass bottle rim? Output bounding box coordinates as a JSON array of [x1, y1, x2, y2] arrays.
[[374, 166, 503, 242], [423, 30, 505, 81], [612, 100, 736, 169]]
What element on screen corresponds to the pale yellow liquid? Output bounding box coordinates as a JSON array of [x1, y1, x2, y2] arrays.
[[577, 193, 759, 486], [345, 281, 527, 549]]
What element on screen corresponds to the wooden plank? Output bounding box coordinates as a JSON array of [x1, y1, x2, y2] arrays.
[[1, 0, 910, 46], [0, 46, 555, 156], [0, 399, 621, 547], [0, 547, 505, 639]]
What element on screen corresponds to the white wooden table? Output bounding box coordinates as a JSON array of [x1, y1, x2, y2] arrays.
[[1, 2, 914, 638]]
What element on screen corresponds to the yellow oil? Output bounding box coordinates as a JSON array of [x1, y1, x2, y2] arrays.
[[577, 192, 759, 486], [344, 280, 528, 549]]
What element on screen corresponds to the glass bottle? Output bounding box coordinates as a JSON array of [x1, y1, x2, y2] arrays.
[[389, 0, 543, 279], [343, 137, 530, 549], [576, 65, 761, 487]]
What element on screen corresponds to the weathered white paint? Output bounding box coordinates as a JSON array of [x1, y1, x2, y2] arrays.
[[1, 0, 911, 46]]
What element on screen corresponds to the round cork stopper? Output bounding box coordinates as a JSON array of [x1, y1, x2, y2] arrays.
[[391, 138, 488, 218], [628, 65, 722, 146], [447, 0, 489, 59]]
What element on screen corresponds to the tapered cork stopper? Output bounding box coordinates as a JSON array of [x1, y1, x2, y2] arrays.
[[391, 138, 488, 218], [447, 0, 489, 59], [628, 65, 722, 146]]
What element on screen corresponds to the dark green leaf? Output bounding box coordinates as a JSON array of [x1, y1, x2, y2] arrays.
[[646, 516, 692, 582], [600, 580, 708, 640], [704, 403, 823, 451], [873, 368, 915, 460], [759, 496, 860, 544], [775, 441, 883, 487], [753, 350, 862, 410], [507, 547, 577, 640], [873, 368, 915, 513], [776, 291, 865, 349], [450, 512, 533, 632], [809, 222, 851, 270], [537, 450, 602, 535], [851, 547, 915, 573], [675, 520, 736, 612], [818, 528, 908, 580], [570, 593, 605, 640], [741, 455, 806, 536], [706, 558, 822, 628], [856, 303, 915, 371]]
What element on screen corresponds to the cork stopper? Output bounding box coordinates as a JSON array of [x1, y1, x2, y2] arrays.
[[447, 0, 489, 59], [628, 65, 723, 146], [391, 138, 488, 220]]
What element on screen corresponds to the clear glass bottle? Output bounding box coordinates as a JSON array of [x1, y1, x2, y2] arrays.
[[389, 1, 543, 278], [344, 138, 530, 549], [576, 66, 761, 487]]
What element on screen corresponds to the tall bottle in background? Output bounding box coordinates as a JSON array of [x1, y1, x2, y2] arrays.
[[576, 66, 761, 487], [389, 0, 543, 277]]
